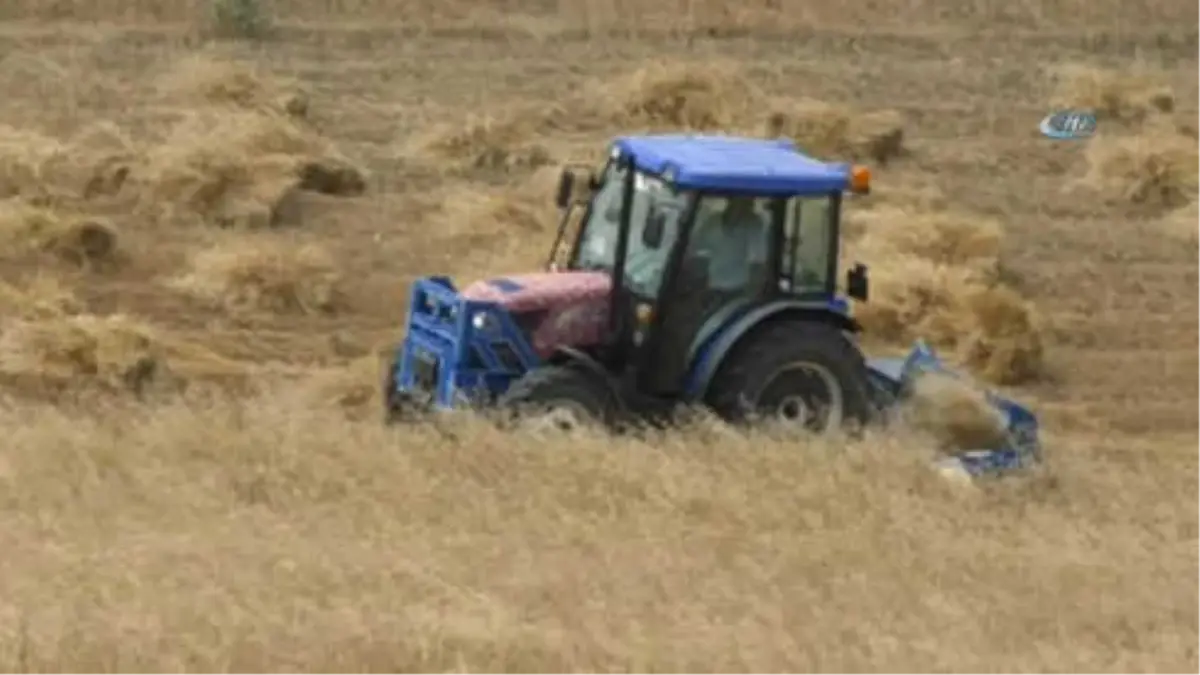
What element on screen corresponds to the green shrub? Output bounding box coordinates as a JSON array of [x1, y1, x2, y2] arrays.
[[210, 0, 273, 40]]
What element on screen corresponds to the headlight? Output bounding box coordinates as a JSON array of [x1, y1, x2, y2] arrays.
[[635, 302, 654, 326], [471, 312, 491, 331]]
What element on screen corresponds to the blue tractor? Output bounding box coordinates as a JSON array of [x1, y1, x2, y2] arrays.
[[386, 134, 1040, 478]]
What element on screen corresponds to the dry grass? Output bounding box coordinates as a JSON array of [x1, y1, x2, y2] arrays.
[[0, 395, 1194, 672], [764, 100, 906, 165], [901, 369, 1009, 453], [134, 108, 364, 228], [846, 207, 1046, 385], [1, 0, 1197, 28], [0, 313, 171, 395], [597, 62, 908, 163], [155, 53, 311, 120], [172, 236, 345, 315], [1080, 124, 1200, 211], [0, 275, 83, 319], [414, 114, 554, 174], [1050, 64, 1176, 125], [0, 199, 118, 266], [415, 167, 569, 276], [0, 122, 135, 207], [0, 3, 1193, 673], [1163, 200, 1199, 243], [419, 60, 908, 177], [0, 275, 244, 398], [600, 60, 757, 131]]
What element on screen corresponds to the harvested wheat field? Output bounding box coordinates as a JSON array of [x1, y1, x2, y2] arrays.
[[0, 0, 1196, 672]]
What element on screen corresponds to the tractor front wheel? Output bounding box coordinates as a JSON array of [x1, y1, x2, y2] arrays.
[[382, 355, 412, 424], [706, 320, 874, 434], [499, 365, 616, 433]]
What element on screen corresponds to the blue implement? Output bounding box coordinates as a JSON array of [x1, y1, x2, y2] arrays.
[[866, 340, 1042, 478]]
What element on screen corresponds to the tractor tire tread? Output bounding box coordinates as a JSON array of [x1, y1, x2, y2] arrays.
[[705, 318, 874, 429], [500, 364, 616, 424]]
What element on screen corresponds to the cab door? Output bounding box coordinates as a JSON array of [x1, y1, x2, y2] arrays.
[[634, 194, 778, 396]]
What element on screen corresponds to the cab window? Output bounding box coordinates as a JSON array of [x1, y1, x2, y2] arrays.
[[781, 194, 836, 294]]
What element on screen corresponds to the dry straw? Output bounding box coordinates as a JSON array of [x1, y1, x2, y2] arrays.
[[172, 236, 346, 315], [1049, 64, 1176, 126], [846, 207, 1045, 385]]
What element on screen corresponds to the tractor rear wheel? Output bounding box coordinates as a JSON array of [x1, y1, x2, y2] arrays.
[[705, 320, 874, 434], [499, 365, 616, 433]]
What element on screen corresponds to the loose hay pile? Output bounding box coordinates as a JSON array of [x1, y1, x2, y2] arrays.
[[1080, 124, 1199, 211], [155, 53, 311, 120], [487, 166, 564, 232], [413, 59, 909, 179], [901, 369, 1009, 455], [297, 354, 388, 418], [0, 303, 249, 398], [846, 207, 1045, 385], [601, 60, 756, 130], [0, 313, 170, 396], [426, 178, 561, 275], [0, 278, 234, 397], [764, 99, 906, 164], [127, 54, 365, 230], [1052, 65, 1198, 223], [0, 122, 135, 206], [133, 98, 366, 230], [172, 237, 345, 315], [0, 200, 117, 266], [0, 123, 133, 268], [134, 110, 318, 229], [0, 277, 83, 320], [1050, 64, 1176, 125], [0, 53, 366, 281], [413, 114, 554, 174], [1162, 200, 1199, 243], [583, 61, 908, 167]]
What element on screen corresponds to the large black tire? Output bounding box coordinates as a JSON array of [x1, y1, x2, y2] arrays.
[[705, 319, 874, 434], [499, 365, 617, 432]]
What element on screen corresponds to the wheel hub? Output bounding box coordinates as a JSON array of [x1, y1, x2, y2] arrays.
[[775, 395, 812, 424], [520, 400, 590, 434], [755, 362, 845, 434]]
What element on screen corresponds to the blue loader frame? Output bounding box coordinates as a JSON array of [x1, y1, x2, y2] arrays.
[[393, 277, 541, 408]]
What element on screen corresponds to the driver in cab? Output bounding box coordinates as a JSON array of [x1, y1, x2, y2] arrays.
[[690, 197, 771, 292]]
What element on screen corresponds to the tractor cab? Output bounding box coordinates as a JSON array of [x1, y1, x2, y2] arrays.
[[391, 133, 879, 423], [547, 135, 872, 399]]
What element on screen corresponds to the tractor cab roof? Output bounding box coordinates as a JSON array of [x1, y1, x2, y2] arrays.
[[612, 134, 853, 196]]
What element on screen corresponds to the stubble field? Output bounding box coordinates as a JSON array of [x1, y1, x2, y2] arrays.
[[0, 0, 1196, 671]]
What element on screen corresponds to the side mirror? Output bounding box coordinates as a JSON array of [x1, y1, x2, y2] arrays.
[[847, 262, 869, 302], [555, 170, 575, 209], [642, 212, 666, 249]]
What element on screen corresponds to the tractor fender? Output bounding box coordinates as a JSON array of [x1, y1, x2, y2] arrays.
[[683, 299, 861, 401], [547, 345, 628, 414]]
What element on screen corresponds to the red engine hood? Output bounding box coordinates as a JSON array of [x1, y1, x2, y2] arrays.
[[460, 271, 612, 357], [460, 271, 612, 312]]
